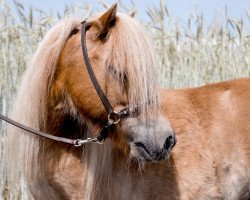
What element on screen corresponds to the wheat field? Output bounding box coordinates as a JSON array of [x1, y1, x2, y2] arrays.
[[0, 0, 250, 199]]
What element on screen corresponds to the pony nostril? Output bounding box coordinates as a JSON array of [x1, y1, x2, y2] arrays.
[[134, 142, 151, 155], [164, 134, 176, 150]]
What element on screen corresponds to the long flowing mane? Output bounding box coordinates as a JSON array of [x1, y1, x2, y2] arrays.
[[4, 17, 81, 198]]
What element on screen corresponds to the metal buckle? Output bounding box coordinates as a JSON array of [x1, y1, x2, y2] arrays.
[[108, 111, 121, 124], [74, 138, 103, 147]]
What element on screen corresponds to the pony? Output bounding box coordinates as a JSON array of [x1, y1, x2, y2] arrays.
[[4, 4, 250, 200], [4, 4, 176, 200]]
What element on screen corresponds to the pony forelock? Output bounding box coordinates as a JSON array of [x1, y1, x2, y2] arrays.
[[88, 12, 160, 116], [113, 13, 160, 115]]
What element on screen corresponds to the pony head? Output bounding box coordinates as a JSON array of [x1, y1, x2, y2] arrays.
[[48, 4, 176, 162], [4, 5, 176, 199]]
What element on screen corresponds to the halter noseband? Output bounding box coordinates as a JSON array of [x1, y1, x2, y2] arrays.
[[0, 20, 131, 146]]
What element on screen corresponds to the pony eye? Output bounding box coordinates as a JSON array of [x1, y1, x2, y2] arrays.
[[69, 28, 79, 37], [108, 66, 121, 79], [108, 66, 128, 90]]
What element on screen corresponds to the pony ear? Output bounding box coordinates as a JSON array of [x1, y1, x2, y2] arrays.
[[98, 3, 117, 39]]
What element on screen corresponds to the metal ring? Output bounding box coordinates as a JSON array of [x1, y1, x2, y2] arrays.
[[108, 111, 121, 124], [74, 139, 83, 147]]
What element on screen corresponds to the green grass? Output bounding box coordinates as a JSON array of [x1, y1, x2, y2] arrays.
[[0, 0, 250, 199]]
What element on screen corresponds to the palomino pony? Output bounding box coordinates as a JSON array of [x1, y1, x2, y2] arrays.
[[4, 4, 176, 200], [4, 4, 250, 200]]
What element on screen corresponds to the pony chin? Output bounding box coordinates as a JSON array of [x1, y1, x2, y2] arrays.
[[128, 143, 173, 167]]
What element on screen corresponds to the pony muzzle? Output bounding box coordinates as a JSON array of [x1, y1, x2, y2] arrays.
[[122, 116, 176, 162]]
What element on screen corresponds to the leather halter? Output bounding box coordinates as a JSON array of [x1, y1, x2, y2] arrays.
[[0, 20, 130, 146]]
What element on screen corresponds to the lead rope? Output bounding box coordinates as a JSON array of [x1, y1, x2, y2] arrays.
[[0, 113, 101, 146]]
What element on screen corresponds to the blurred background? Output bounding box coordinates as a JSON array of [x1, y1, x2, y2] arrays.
[[0, 0, 250, 199]]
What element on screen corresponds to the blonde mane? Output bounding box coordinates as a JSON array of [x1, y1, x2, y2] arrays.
[[4, 17, 81, 198]]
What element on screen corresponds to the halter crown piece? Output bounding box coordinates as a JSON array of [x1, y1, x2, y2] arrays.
[[0, 20, 131, 146]]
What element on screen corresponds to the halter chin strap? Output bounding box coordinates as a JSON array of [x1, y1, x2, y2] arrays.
[[0, 20, 131, 146]]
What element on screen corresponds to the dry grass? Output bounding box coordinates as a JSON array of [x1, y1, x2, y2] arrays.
[[147, 1, 250, 87], [0, 0, 249, 199]]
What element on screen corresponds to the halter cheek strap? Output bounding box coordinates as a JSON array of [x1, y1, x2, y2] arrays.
[[81, 20, 132, 142], [81, 21, 114, 115]]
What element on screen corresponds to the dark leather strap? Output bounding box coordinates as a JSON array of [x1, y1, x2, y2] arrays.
[[81, 21, 114, 115], [80, 21, 132, 142], [97, 119, 114, 142], [0, 113, 79, 145]]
